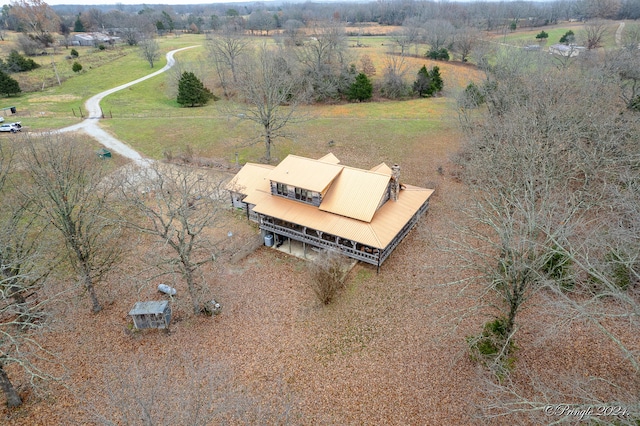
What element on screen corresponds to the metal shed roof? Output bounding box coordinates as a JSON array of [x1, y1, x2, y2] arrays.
[[129, 300, 169, 316]]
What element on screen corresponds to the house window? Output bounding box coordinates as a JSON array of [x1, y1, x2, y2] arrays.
[[276, 182, 287, 196]]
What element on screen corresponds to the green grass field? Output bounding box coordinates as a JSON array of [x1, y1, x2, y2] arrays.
[[3, 23, 625, 180]]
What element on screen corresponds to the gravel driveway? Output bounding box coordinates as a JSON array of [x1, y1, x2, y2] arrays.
[[57, 46, 199, 165]]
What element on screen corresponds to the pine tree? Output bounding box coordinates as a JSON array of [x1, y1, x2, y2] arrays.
[[177, 72, 213, 107], [430, 66, 444, 93], [413, 65, 432, 97], [0, 71, 21, 97], [74, 14, 85, 32], [347, 72, 373, 102]]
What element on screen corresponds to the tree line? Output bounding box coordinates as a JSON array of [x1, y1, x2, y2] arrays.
[[450, 42, 640, 422]]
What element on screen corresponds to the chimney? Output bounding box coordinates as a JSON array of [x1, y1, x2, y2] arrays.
[[390, 164, 400, 202]]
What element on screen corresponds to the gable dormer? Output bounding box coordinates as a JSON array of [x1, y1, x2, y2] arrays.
[[267, 155, 343, 206]]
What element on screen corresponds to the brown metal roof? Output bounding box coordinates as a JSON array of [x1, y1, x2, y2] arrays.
[[319, 167, 390, 222], [317, 152, 341, 164], [225, 163, 274, 197], [228, 155, 434, 249], [252, 184, 433, 249], [370, 162, 392, 175], [267, 155, 343, 193]]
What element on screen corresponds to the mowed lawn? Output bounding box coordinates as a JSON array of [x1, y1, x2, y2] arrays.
[[95, 34, 482, 185]]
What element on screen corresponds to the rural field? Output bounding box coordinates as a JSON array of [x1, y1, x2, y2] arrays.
[[0, 20, 638, 425]]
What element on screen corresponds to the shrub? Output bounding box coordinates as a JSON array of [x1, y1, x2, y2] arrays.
[[98, 44, 106, 50], [70, 48, 79, 58], [426, 48, 450, 61], [308, 250, 349, 305], [535, 30, 549, 39], [3, 50, 40, 73], [467, 317, 517, 381], [458, 82, 485, 109], [72, 61, 82, 73], [541, 246, 574, 289], [559, 30, 575, 44]]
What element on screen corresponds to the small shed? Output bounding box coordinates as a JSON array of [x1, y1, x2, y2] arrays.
[[128, 301, 171, 330]]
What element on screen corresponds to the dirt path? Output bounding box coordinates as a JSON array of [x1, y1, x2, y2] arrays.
[[57, 45, 199, 165], [616, 21, 625, 46]]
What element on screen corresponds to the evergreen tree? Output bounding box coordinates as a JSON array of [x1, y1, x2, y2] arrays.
[[74, 14, 84, 32], [347, 72, 373, 102], [72, 61, 82, 73], [413, 65, 432, 97], [430, 65, 444, 93], [559, 30, 575, 44], [0, 70, 21, 96], [5, 50, 40, 73], [177, 72, 213, 107]]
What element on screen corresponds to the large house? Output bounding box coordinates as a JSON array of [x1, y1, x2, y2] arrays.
[[226, 154, 434, 270]]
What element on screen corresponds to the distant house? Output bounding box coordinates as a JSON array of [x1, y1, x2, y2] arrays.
[[549, 43, 584, 57], [73, 32, 119, 46], [227, 153, 434, 270]]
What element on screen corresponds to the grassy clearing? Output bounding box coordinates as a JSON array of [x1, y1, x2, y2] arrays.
[[495, 21, 620, 48]]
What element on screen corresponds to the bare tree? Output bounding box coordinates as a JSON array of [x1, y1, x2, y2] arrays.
[[308, 251, 349, 305], [9, 0, 59, 48], [206, 25, 250, 97], [21, 133, 123, 314], [231, 43, 308, 163], [453, 49, 640, 418], [454, 27, 480, 62], [0, 144, 58, 408], [116, 162, 227, 315], [621, 23, 640, 51], [389, 18, 422, 57], [380, 52, 410, 99], [138, 37, 160, 68], [422, 19, 455, 52], [295, 20, 350, 101], [582, 19, 609, 50], [282, 19, 304, 47]]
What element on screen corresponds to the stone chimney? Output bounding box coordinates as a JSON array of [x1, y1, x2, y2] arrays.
[[390, 164, 400, 202]]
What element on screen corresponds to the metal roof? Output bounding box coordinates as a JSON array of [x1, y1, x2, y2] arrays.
[[267, 155, 343, 193], [319, 167, 390, 222], [128, 300, 169, 316], [252, 184, 433, 248], [370, 162, 392, 175], [317, 153, 341, 164], [225, 163, 274, 196], [228, 154, 434, 248]]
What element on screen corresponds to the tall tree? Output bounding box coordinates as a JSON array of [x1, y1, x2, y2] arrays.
[[206, 24, 250, 97], [453, 50, 640, 401], [295, 20, 350, 101], [232, 43, 308, 163], [22, 134, 122, 313], [10, 0, 59, 48], [0, 144, 56, 408], [116, 163, 227, 315]]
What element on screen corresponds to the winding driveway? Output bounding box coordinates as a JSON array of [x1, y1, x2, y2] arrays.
[[58, 45, 199, 165]]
